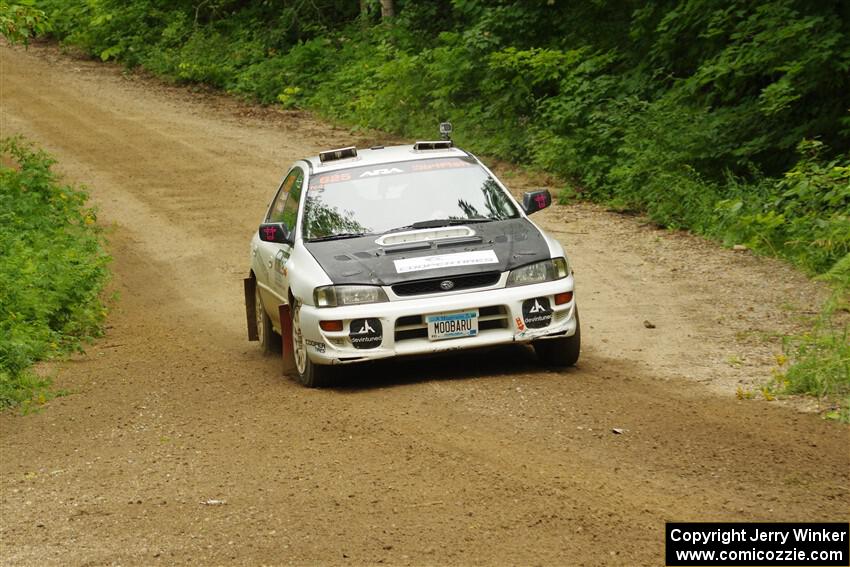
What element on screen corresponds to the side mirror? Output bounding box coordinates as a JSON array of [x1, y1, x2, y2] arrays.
[[258, 222, 291, 244], [522, 190, 552, 215]]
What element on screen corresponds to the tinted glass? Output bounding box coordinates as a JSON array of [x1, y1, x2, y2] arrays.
[[267, 168, 304, 228], [302, 157, 518, 239]]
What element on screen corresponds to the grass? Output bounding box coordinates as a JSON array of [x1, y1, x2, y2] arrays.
[[779, 304, 850, 420], [764, 256, 850, 421]]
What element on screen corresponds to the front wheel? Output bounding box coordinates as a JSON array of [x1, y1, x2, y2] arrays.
[[534, 308, 581, 367], [291, 301, 333, 388]]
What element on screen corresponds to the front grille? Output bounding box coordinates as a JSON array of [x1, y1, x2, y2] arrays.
[[394, 305, 509, 342], [392, 272, 501, 297]]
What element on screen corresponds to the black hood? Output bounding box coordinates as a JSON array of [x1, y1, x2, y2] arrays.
[[304, 218, 550, 286]]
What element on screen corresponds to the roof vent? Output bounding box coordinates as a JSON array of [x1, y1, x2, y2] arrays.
[[413, 140, 453, 151], [319, 146, 358, 163]]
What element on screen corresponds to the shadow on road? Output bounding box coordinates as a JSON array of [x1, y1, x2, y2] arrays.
[[328, 343, 580, 391]]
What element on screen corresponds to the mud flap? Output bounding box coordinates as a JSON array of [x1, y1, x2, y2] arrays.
[[279, 303, 296, 375], [244, 277, 258, 341]]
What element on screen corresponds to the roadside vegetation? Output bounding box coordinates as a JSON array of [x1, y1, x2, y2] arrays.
[[21, 0, 850, 416], [0, 4, 108, 410], [775, 259, 850, 421], [0, 138, 110, 409], [1, 0, 49, 44]]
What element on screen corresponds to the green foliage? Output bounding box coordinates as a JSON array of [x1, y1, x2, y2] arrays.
[[0, 138, 110, 409], [777, 254, 850, 421], [31, 0, 849, 274], [0, 1, 50, 44], [716, 141, 850, 274], [782, 321, 850, 421]]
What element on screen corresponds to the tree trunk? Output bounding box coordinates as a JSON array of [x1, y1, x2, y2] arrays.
[[380, 0, 395, 19]]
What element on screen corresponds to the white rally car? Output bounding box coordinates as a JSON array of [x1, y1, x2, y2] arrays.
[[245, 133, 580, 387]]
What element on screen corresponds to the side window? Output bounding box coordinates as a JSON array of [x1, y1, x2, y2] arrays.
[[267, 168, 304, 229]]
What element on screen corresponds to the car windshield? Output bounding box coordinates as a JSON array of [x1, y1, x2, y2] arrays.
[[302, 157, 519, 240]]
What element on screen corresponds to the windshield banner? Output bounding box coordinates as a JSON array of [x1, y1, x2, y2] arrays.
[[309, 157, 475, 190]]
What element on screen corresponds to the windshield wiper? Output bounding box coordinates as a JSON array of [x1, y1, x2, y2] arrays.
[[306, 232, 372, 243], [384, 218, 495, 233]]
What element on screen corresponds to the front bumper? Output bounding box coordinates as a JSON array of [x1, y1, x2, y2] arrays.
[[298, 276, 577, 365]]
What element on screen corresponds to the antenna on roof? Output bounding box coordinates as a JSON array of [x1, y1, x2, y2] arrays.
[[439, 122, 453, 141]]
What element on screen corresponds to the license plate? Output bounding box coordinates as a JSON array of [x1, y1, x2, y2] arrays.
[[426, 310, 479, 341]]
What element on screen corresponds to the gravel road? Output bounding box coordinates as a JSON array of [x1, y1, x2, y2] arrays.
[[1, 44, 847, 566]]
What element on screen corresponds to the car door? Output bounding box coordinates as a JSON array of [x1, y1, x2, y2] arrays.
[[255, 166, 304, 328]]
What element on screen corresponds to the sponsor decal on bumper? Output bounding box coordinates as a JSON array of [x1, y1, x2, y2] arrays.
[[522, 297, 553, 329], [350, 318, 382, 349]]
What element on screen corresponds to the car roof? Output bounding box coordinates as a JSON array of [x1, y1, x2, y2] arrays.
[[303, 144, 473, 173]]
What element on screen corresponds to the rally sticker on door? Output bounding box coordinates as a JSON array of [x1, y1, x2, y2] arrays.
[[393, 250, 499, 274]]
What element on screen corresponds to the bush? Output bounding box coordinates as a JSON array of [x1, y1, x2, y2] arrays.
[[0, 1, 51, 44], [716, 140, 850, 275], [0, 138, 110, 409]]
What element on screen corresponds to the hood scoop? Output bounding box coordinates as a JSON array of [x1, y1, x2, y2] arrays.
[[436, 236, 483, 248], [383, 235, 484, 255], [375, 226, 475, 247], [383, 241, 432, 254]]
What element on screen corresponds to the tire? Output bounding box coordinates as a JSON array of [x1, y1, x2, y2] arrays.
[[291, 301, 333, 388], [255, 284, 281, 355], [534, 308, 581, 367]]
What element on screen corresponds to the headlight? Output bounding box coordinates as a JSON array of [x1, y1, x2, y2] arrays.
[[313, 285, 389, 307], [506, 257, 569, 287]]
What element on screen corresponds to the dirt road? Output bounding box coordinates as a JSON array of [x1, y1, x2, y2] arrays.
[[1, 44, 847, 566]]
